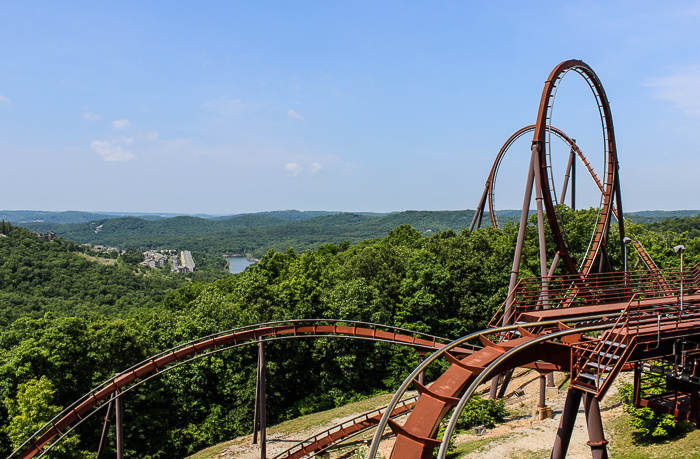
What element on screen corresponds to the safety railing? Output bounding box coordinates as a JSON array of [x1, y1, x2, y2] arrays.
[[488, 262, 700, 328]]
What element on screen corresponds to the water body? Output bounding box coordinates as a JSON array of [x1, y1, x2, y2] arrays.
[[224, 256, 256, 274]]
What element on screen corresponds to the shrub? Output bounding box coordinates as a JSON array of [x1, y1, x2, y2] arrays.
[[619, 382, 677, 439]]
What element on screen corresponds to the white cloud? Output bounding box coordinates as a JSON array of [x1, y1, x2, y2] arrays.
[[120, 136, 134, 144], [113, 119, 131, 129], [91, 140, 135, 162], [287, 109, 306, 122], [309, 162, 322, 174], [284, 163, 303, 176], [0, 94, 10, 107], [83, 112, 101, 121], [646, 67, 700, 117], [201, 97, 243, 115]]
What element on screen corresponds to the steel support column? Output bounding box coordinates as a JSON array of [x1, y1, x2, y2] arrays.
[[493, 143, 538, 398], [550, 388, 583, 459], [418, 353, 425, 387], [497, 369, 514, 398], [253, 358, 260, 444], [583, 394, 608, 459], [115, 392, 124, 459], [259, 340, 267, 459], [96, 393, 115, 459]]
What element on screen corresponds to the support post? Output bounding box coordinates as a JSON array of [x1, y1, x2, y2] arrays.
[[550, 388, 583, 459], [583, 394, 608, 459], [115, 392, 124, 459], [532, 143, 549, 308], [539, 374, 546, 408], [252, 352, 261, 444], [418, 353, 425, 387], [497, 368, 514, 398], [96, 393, 115, 459], [571, 152, 576, 210], [259, 340, 267, 459], [559, 149, 576, 205], [503, 144, 537, 325], [469, 186, 489, 232], [493, 143, 537, 399]]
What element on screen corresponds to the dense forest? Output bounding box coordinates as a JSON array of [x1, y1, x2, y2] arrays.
[[1, 210, 699, 458]]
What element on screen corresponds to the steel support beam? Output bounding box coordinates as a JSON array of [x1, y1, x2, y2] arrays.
[[583, 394, 608, 459], [115, 393, 124, 459], [550, 388, 583, 459], [259, 340, 267, 459], [96, 393, 115, 459]]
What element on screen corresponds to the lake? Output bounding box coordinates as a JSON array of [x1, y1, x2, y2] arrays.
[[224, 256, 256, 274]]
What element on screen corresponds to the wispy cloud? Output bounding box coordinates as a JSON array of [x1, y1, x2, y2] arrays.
[[113, 119, 131, 129], [0, 94, 11, 107], [309, 162, 322, 174], [287, 109, 306, 122], [83, 112, 101, 121], [91, 140, 135, 162], [284, 163, 302, 176], [646, 67, 700, 117]]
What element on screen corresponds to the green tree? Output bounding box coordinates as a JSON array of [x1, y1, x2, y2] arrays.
[[3, 377, 92, 459]]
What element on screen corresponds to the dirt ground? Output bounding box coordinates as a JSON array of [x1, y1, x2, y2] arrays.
[[202, 369, 627, 459]]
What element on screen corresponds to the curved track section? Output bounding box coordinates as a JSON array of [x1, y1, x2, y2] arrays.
[[10, 320, 476, 459], [367, 317, 616, 459], [470, 124, 604, 232], [533, 60, 622, 276], [274, 396, 418, 459]]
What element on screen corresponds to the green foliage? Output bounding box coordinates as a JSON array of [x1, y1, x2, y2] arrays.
[[0, 225, 186, 323], [457, 394, 507, 429], [3, 377, 92, 459], [619, 383, 678, 440]]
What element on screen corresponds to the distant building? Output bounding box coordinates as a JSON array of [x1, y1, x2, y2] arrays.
[[179, 250, 196, 273], [35, 231, 57, 241], [141, 251, 168, 269]]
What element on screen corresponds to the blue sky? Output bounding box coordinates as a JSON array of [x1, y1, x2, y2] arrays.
[[1, 1, 699, 214]]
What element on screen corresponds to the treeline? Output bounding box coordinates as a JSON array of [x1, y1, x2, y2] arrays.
[[19, 211, 495, 259], [1, 209, 699, 458]]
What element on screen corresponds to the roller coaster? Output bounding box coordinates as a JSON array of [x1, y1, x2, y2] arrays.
[[10, 59, 700, 459]]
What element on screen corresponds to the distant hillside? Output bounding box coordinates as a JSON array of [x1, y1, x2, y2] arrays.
[[625, 210, 700, 224], [17, 210, 490, 258]]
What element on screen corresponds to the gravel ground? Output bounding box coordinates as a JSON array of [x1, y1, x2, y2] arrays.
[[202, 369, 628, 459]]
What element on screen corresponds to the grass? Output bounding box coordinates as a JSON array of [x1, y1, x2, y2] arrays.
[[185, 392, 413, 459], [608, 411, 700, 459], [446, 434, 508, 458]]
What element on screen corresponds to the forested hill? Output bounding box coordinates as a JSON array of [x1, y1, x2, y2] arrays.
[[0, 223, 188, 325], [18, 211, 489, 258]]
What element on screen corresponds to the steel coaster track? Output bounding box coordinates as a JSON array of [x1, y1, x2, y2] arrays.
[[9, 320, 474, 459], [367, 314, 621, 459], [533, 60, 621, 277], [273, 395, 418, 459], [433, 323, 614, 459]]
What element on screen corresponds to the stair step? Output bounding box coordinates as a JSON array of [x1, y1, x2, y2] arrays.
[[578, 373, 607, 384], [586, 362, 615, 372], [603, 340, 626, 349]]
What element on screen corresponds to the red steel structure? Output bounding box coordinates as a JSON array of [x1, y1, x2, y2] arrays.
[[9, 60, 698, 459], [365, 60, 698, 459]]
